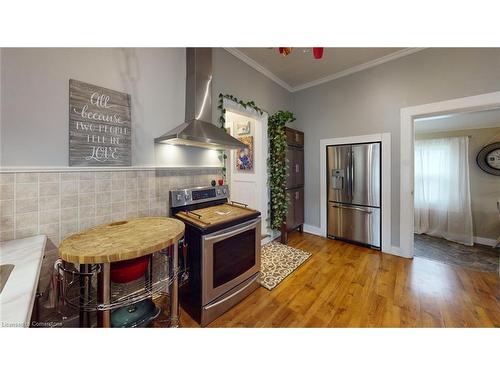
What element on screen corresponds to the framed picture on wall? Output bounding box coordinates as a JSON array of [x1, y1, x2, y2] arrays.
[[236, 121, 251, 135], [69, 79, 132, 166], [235, 136, 254, 171]]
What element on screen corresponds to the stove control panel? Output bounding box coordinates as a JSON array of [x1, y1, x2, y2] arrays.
[[192, 188, 216, 201], [169, 185, 229, 208]]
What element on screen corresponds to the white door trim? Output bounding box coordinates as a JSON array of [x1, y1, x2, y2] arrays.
[[400, 91, 500, 258], [319, 133, 392, 254]]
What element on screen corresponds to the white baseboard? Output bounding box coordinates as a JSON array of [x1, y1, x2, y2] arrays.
[[378, 245, 412, 259], [303, 224, 324, 237], [474, 236, 498, 248], [380, 246, 411, 258]]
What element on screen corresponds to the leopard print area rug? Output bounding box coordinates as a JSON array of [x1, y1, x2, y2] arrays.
[[260, 242, 312, 290]]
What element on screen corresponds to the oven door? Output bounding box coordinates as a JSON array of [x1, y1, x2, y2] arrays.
[[201, 217, 261, 305]]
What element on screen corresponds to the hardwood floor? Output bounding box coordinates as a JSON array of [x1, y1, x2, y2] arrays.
[[180, 232, 500, 328]]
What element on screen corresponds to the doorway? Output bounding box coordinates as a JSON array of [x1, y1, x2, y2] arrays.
[[413, 109, 500, 272], [222, 99, 270, 241], [399, 91, 500, 264]]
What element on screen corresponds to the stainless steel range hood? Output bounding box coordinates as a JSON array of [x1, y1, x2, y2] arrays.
[[154, 48, 244, 150]]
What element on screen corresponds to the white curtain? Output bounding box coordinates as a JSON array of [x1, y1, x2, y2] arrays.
[[414, 136, 473, 245]]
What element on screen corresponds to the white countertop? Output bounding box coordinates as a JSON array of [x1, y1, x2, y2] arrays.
[[0, 235, 47, 328]]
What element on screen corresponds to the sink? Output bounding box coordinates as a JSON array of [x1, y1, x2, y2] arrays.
[[0, 264, 15, 294]]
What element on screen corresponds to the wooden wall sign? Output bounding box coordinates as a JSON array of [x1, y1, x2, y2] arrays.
[[69, 79, 132, 166]]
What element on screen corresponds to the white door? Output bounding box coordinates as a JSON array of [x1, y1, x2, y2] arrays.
[[225, 110, 268, 237]]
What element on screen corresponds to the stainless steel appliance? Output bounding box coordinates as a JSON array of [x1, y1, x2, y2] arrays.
[[154, 48, 245, 150], [169, 185, 261, 326], [327, 142, 381, 248]]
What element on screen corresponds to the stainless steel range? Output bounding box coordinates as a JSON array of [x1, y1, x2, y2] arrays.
[[169, 185, 261, 326]]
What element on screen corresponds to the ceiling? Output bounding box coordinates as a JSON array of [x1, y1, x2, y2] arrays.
[[414, 107, 500, 134], [232, 48, 417, 91]]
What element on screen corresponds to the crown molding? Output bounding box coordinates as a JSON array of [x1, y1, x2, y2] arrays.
[[224, 48, 293, 92], [225, 48, 427, 93], [291, 48, 427, 92]]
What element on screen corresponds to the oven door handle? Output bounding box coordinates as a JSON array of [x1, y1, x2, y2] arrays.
[[203, 218, 260, 242], [204, 272, 260, 310]]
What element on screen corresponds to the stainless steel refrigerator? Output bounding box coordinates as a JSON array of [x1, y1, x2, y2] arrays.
[[327, 142, 381, 248]]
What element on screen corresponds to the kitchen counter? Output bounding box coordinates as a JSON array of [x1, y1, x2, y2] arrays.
[[0, 235, 47, 328]]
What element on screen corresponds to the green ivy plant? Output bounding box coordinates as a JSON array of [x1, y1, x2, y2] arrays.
[[268, 110, 296, 230], [216, 93, 265, 180]]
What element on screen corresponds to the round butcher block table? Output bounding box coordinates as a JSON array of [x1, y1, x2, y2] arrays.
[[59, 217, 185, 328]]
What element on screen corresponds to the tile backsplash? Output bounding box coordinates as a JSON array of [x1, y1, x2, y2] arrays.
[[0, 168, 220, 247]]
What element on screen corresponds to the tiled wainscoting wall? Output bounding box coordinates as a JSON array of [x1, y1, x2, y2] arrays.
[[0, 168, 221, 247]]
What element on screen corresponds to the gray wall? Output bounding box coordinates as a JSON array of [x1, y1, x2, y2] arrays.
[[212, 49, 292, 118], [1, 48, 292, 168], [291, 48, 500, 246], [1, 48, 187, 166], [7, 47, 498, 247], [416, 126, 500, 240]]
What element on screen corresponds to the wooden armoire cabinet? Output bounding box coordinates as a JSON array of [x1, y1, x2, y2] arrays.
[[281, 127, 305, 244]]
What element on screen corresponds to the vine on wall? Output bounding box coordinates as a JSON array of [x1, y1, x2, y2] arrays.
[[216, 93, 265, 180], [268, 110, 296, 230]]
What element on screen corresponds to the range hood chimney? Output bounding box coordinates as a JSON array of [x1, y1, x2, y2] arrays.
[[154, 48, 245, 150]]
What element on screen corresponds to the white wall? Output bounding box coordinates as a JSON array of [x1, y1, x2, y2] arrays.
[[291, 48, 500, 246]]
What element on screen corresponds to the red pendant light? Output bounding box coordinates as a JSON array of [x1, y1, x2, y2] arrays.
[[312, 47, 324, 59], [277, 47, 323, 59], [278, 47, 293, 57]]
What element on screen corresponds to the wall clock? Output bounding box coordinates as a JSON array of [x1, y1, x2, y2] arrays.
[[476, 141, 500, 176]]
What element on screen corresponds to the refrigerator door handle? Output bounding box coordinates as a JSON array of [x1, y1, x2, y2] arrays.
[[330, 203, 373, 214], [347, 148, 353, 201], [351, 152, 355, 199]]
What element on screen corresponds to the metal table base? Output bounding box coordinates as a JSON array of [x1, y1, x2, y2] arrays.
[[91, 241, 180, 328]]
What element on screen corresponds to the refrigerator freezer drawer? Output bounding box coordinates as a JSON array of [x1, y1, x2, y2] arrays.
[[327, 203, 380, 248]]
